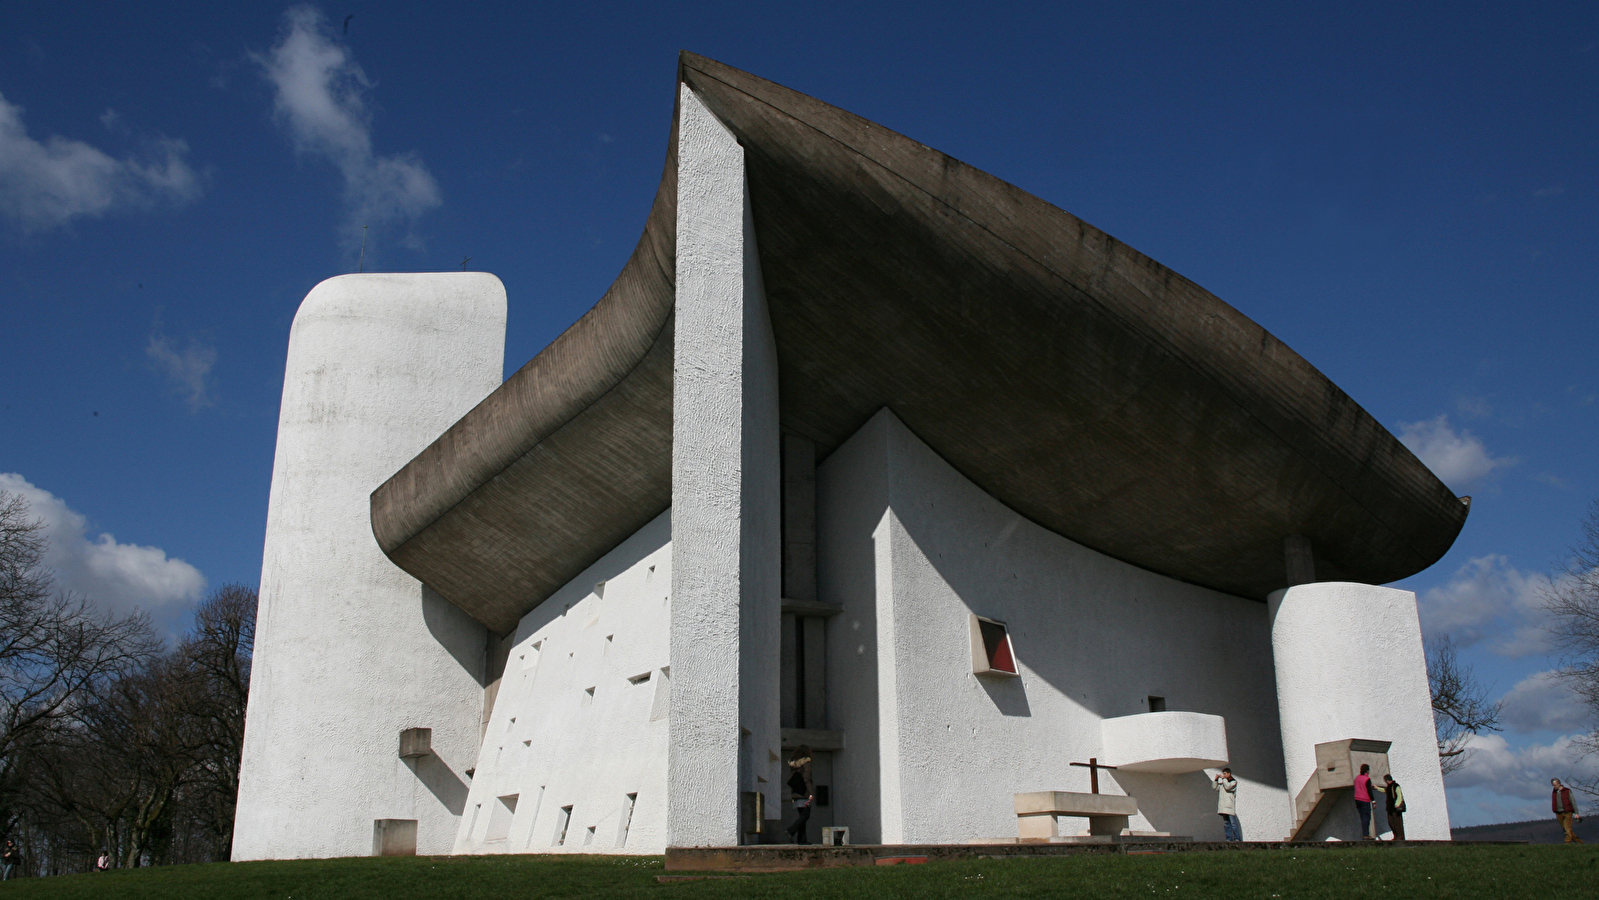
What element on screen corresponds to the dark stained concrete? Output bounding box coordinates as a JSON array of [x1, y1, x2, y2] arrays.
[[371, 53, 1467, 635]]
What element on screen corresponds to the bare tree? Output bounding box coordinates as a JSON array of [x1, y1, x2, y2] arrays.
[[1544, 498, 1599, 797], [0, 491, 158, 861], [0, 492, 158, 758], [1428, 633, 1503, 776], [177, 584, 255, 859]]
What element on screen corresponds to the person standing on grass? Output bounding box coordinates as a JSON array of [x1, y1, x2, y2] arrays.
[[785, 745, 815, 845], [1379, 774, 1406, 840], [1353, 764, 1376, 840], [1552, 778, 1584, 843], [2, 840, 20, 880], [95, 852, 109, 872], [1213, 767, 1241, 841]]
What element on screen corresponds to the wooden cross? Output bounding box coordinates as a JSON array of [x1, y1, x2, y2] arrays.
[[1069, 757, 1117, 794]]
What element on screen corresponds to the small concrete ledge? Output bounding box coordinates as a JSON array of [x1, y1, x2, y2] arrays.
[[1100, 711, 1229, 774]]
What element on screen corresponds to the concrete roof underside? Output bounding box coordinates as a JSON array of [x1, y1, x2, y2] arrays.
[[371, 53, 1468, 635]]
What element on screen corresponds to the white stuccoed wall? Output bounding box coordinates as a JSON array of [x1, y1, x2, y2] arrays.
[[456, 511, 673, 854], [669, 85, 783, 847], [820, 409, 1291, 844], [234, 273, 505, 860], [1269, 583, 1450, 840]]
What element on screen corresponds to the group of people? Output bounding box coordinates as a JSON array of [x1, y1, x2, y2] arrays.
[[1215, 763, 1409, 842], [1218, 764, 1587, 843], [1352, 764, 1408, 840], [780, 749, 1587, 846]]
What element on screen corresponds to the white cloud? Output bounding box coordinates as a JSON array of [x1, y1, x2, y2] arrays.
[[0, 92, 201, 233], [258, 5, 440, 254], [0, 473, 205, 618], [1448, 733, 1595, 803], [145, 330, 217, 412], [1398, 415, 1516, 489], [1418, 554, 1553, 656], [1501, 670, 1591, 733]]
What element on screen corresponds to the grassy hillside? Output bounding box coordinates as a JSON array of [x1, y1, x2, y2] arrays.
[[5, 844, 1593, 899]]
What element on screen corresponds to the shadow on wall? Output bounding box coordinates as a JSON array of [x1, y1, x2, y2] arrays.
[[978, 674, 1031, 717], [888, 429, 1287, 789], [411, 754, 470, 816], [1114, 771, 1225, 841], [423, 586, 489, 684]]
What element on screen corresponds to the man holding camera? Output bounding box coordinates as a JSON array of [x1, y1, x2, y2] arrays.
[[1213, 767, 1241, 841]]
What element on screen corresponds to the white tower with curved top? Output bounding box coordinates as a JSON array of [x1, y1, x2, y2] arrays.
[[234, 273, 506, 860]]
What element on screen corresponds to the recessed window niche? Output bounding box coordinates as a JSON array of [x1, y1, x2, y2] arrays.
[[969, 614, 1018, 677], [486, 794, 517, 843]]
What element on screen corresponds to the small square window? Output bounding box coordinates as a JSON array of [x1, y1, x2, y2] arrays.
[[1148, 695, 1167, 712], [969, 614, 1018, 677]]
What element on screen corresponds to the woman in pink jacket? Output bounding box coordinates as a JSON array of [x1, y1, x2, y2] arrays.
[[1353, 764, 1376, 840]]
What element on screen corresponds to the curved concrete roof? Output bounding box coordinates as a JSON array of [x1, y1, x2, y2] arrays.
[[372, 52, 1468, 635]]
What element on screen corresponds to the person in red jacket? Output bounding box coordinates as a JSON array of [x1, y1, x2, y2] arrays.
[[1353, 764, 1377, 840], [1552, 778, 1583, 843]]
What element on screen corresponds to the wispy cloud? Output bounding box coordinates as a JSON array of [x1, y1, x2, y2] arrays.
[[1536, 472, 1574, 491], [0, 92, 201, 233], [1398, 414, 1516, 489], [1418, 554, 1555, 657], [1454, 396, 1493, 420], [258, 5, 440, 256], [0, 473, 206, 619], [145, 327, 217, 412]]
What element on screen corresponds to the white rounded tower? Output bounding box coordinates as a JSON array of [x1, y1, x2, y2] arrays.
[[234, 273, 505, 859], [1269, 582, 1450, 841]]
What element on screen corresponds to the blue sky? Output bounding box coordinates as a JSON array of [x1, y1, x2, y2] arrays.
[[2, 2, 1595, 827]]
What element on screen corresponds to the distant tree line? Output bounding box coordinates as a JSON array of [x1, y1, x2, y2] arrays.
[[0, 490, 253, 875]]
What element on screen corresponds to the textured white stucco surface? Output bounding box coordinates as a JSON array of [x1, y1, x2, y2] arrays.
[[1101, 712, 1230, 774], [1269, 583, 1450, 840], [668, 85, 783, 847], [234, 273, 505, 860], [820, 409, 1290, 844], [456, 511, 673, 854]]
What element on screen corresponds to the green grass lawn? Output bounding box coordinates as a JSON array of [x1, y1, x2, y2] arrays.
[[4, 844, 1594, 900]]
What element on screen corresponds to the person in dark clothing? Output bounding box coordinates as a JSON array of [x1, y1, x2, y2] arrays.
[[785, 745, 814, 845], [1553, 778, 1584, 843], [1380, 773, 1406, 840], [1, 840, 20, 880]]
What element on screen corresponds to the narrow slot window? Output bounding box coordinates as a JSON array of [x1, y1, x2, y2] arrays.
[[649, 667, 671, 721], [554, 805, 573, 846], [523, 785, 545, 849], [617, 792, 637, 848]]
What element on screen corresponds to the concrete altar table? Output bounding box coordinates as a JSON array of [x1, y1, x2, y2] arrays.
[[1015, 791, 1144, 840]]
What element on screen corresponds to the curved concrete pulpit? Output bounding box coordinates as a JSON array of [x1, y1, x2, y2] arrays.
[[1100, 711, 1229, 774]]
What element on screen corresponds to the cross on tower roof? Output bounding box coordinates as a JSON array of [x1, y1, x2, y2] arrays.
[[1069, 757, 1117, 794]]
